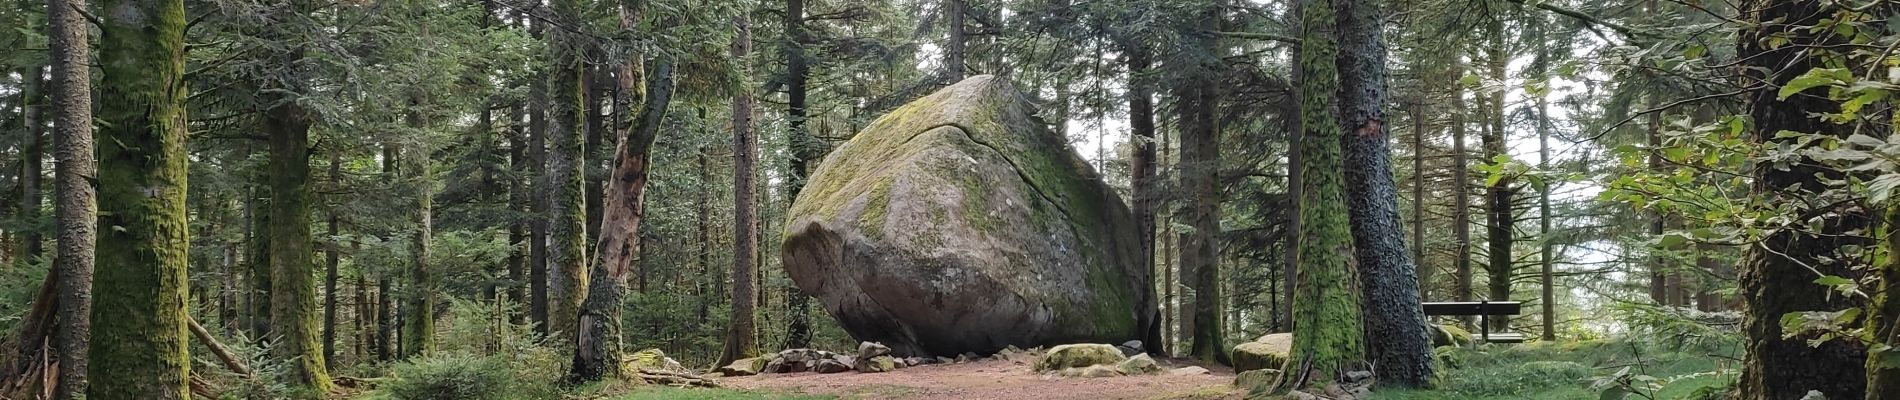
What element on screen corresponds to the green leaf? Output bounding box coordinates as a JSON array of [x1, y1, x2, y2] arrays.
[[1779, 68, 1844, 99], [1815, 275, 1854, 287]]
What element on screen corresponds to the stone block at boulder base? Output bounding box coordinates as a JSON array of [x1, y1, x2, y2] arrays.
[[1232, 333, 1292, 374], [781, 74, 1158, 357], [1034, 344, 1127, 372]]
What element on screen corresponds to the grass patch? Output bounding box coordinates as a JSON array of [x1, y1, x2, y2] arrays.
[[1370, 339, 1739, 400]]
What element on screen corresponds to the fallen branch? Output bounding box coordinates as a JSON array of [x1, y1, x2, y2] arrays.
[[635, 368, 721, 388], [186, 316, 252, 379]]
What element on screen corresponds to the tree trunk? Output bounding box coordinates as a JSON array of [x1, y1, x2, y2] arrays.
[[250, 164, 273, 341], [509, 99, 529, 325], [48, 0, 94, 391], [1450, 61, 1472, 326], [1335, 0, 1430, 387], [546, 0, 591, 343], [1281, 0, 1366, 390], [1736, 0, 1869, 398], [527, 15, 553, 335], [90, 0, 191, 394], [398, 109, 437, 358], [323, 154, 340, 369], [945, 0, 966, 81], [720, 13, 760, 366], [780, 0, 817, 351], [570, 39, 673, 383], [1126, 41, 1165, 355], [1410, 102, 1428, 297], [18, 64, 43, 268], [1533, 24, 1557, 341], [266, 87, 333, 391], [1480, 18, 1513, 334], [1178, 2, 1226, 364]]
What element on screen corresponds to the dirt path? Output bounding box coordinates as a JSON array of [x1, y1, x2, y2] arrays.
[[723, 357, 1243, 400]]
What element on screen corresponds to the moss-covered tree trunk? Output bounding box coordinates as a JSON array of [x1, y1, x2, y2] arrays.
[[48, 0, 95, 392], [1735, 0, 1868, 398], [571, 4, 669, 383], [719, 13, 761, 367], [545, 0, 589, 342], [398, 116, 436, 358], [1277, 0, 1366, 391], [266, 91, 333, 392], [1335, 0, 1430, 387], [90, 0, 191, 394]]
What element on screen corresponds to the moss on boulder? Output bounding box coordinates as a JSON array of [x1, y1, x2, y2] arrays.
[[1232, 333, 1292, 374], [1034, 344, 1128, 372], [1432, 324, 1473, 347], [782, 76, 1155, 356]]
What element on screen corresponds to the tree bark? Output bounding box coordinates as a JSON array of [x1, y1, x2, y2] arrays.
[[945, 0, 966, 81], [398, 109, 437, 359], [1480, 17, 1513, 334], [1736, 0, 1869, 398], [1281, 0, 1366, 390], [1450, 60, 1473, 326], [323, 154, 340, 369], [781, 0, 817, 351], [1125, 40, 1164, 355], [546, 0, 591, 342], [47, 0, 94, 391], [266, 83, 333, 391], [527, 14, 553, 335], [721, 14, 760, 366], [18, 64, 43, 268], [90, 0, 191, 394], [1335, 0, 1430, 387], [571, 35, 673, 383], [1177, 2, 1227, 364]]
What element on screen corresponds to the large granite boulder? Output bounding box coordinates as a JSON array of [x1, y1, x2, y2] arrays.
[[782, 75, 1157, 357]]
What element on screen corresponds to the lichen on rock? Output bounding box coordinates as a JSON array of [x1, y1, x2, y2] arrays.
[[782, 75, 1156, 357]]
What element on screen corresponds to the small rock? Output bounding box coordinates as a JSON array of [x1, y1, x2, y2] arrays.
[[856, 355, 898, 373], [1117, 340, 1144, 356], [936, 356, 955, 364], [1170, 366, 1211, 375], [813, 359, 852, 374], [1234, 369, 1278, 390], [1116, 354, 1163, 375], [835, 355, 856, 367], [763, 357, 790, 373], [856, 341, 892, 360], [1345, 370, 1373, 382], [1232, 333, 1292, 374], [714, 357, 766, 377], [1054, 364, 1125, 378], [955, 353, 973, 363], [905, 357, 925, 366]]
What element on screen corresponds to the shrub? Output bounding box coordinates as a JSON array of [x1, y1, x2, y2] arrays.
[[385, 353, 510, 400]]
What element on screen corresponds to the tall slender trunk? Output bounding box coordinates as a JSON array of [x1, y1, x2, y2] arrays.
[[1336, 0, 1430, 387], [546, 0, 591, 342], [780, 0, 817, 350], [720, 13, 760, 366], [1533, 25, 1557, 341], [571, 30, 673, 383], [90, 0, 190, 394], [249, 154, 273, 340], [18, 64, 43, 267], [323, 154, 340, 369], [1481, 19, 1513, 334], [1410, 102, 1428, 296], [508, 98, 528, 324], [1179, 2, 1226, 364], [527, 15, 553, 334], [1450, 62, 1472, 320], [1160, 122, 1177, 349], [1280, 1, 1304, 333], [1647, 103, 1669, 305], [1126, 41, 1163, 355], [48, 0, 94, 391], [399, 109, 436, 358], [1736, 1, 1868, 398]]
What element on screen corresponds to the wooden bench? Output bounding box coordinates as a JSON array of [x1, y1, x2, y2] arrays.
[[1422, 301, 1527, 344]]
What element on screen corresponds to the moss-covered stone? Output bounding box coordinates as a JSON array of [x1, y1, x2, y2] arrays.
[[1232, 333, 1292, 374], [781, 76, 1154, 357], [1432, 324, 1473, 347], [1035, 344, 1128, 372], [1117, 353, 1163, 375]]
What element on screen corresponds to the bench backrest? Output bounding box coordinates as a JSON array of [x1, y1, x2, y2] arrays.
[[1422, 301, 1522, 316]]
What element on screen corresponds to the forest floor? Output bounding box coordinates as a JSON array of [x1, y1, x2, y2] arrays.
[[713, 356, 1240, 400]]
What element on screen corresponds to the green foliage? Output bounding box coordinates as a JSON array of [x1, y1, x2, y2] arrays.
[[1380, 339, 1739, 400], [383, 353, 510, 400]]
